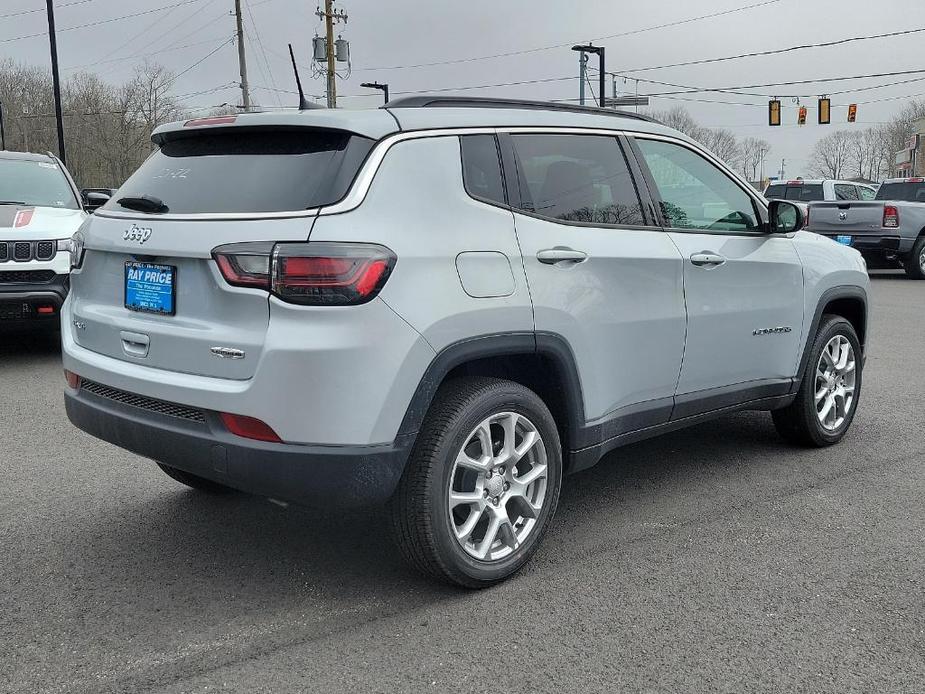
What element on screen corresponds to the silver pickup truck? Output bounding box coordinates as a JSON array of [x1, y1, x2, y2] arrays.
[[805, 177, 925, 279]]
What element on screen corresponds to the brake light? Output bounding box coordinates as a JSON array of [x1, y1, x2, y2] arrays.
[[64, 370, 81, 390], [184, 115, 237, 127], [213, 241, 396, 306], [219, 413, 282, 443], [883, 205, 900, 228]]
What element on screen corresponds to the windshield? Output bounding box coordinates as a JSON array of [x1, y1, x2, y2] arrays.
[[0, 158, 79, 209], [876, 181, 925, 202], [109, 130, 374, 214]]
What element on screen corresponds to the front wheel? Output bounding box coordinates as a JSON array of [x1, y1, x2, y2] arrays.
[[903, 236, 925, 279], [390, 377, 562, 588], [772, 315, 862, 446]]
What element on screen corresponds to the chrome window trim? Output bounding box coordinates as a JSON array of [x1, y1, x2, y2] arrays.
[[93, 125, 766, 221]]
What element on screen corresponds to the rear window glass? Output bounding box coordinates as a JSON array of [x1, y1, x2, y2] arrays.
[[764, 184, 786, 199], [108, 130, 374, 214], [772, 184, 824, 201], [876, 182, 925, 202]]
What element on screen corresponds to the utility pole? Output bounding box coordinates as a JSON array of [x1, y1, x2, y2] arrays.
[[234, 0, 250, 111], [316, 0, 347, 108], [571, 44, 605, 108], [0, 101, 5, 151], [360, 82, 389, 105], [577, 51, 587, 106], [45, 0, 66, 163], [779, 158, 786, 180]]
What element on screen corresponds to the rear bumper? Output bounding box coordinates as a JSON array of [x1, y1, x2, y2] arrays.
[[0, 274, 69, 325], [815, 233, 913, 255], [65, 380, 414, 507]]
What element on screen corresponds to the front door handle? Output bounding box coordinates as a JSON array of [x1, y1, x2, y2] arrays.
[[690, 252, 726, 268], [537, 247, 589, 265]]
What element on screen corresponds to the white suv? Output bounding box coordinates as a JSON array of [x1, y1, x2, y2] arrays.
[[0, 151, 87, 328], [62, 98, 869, 587]]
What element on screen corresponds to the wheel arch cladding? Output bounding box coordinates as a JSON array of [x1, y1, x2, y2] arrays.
[[796, 286, 868, 384], [396, 332, 587, 456]]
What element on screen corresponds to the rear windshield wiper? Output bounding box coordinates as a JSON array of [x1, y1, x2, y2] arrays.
[[117, 194, 169, 214], [0, 200, 27, 205]]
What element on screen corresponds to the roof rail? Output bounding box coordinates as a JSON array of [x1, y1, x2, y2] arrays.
[[382, 95, 658, 123]]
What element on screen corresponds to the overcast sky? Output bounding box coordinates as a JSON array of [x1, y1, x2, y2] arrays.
[[4, 0, 925, 177]]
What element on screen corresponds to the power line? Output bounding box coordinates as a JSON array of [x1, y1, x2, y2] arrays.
[[0, 0, 205, 44], [64, 36, 227, 73], [0, 0, 96, 20], [244, 0, 281, 107], [352, 0, 782, 72], [617, 27, 925, 75], [157, 36, 235, 93]]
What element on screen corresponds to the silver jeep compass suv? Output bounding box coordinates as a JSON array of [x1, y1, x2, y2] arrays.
[[63, 98, 869, 587]]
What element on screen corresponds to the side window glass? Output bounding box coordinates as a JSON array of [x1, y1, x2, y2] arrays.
[[859, 186, 876, 200], [835, 184, 859, 201], [460, 135, 506, 206], [635, 138, 759, 232], [510, 134, 646, 226]]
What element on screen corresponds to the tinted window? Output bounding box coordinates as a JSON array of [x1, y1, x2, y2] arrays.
[[0, 158, 79, 209], [460, 135, 506, 205], [784, 184, 824, 201], [876, 181, 925, 202], [764, 184, 786, 199], [835, 184, 859, 200], [109, 130, 373, 214], [635, 138, 758, 232], [510, 134, 645, 226]]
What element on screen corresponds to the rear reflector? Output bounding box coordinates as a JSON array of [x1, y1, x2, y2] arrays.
[[64, 370, 81, 390], [883, 205, 900, 229], [220, 412, 282, 443], [37, 305, 55, 315]]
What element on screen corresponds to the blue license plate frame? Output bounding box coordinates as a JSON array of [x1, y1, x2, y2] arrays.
[[124, 261, 176, 315]]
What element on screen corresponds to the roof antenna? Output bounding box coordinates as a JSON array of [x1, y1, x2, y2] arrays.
[[288, 43, 315, 110]]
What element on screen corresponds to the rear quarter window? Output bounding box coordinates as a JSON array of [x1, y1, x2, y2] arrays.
[[108, 129, 374, 214]]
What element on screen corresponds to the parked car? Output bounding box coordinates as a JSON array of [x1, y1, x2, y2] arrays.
[[805, 177, 925, 278], [61, 97, 869, 587], [0, 150, 86, 328], [764, 179, 878, 202]]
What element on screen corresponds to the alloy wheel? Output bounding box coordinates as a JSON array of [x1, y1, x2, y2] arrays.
[[447, 412, 548, 562], [814, 335, 856, 432]]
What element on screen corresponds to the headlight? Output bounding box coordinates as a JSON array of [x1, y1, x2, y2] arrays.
[[70, 232, 85, 270], [57, 238, 72, 253]]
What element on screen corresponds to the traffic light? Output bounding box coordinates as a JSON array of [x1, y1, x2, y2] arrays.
[[818, 98, 831, 125], [768, 99, 781, 126], [848, 104, 858, 123], [798, 105, 807, 126]]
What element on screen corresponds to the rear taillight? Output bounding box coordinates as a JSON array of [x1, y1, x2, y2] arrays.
[[213, 242, 396, 306], [64, 370, 81, 390], [219, 413, 282, 443], [883, 205, 900, 228]]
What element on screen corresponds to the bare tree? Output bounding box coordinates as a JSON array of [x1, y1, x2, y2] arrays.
[[701, 128, 740, 168], [740, 137, 771, 181], [809, 131, 855, 179], [649, 106, 707, 141]]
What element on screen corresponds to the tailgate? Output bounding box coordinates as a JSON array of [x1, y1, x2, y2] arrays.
[[807, 201, 885, 235]]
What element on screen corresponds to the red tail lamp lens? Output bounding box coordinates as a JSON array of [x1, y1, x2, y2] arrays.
[[883, 205, 900, 229], [220, 413, 282, 443], [273, 242, 396, 306], [64, 370, 81, 390]]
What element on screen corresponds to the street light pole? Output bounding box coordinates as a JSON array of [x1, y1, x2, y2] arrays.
[[360, 82, 389, 105], [571, 44, 605, 107], [0, 101, 6, 151], [45, 0, 66, 163]]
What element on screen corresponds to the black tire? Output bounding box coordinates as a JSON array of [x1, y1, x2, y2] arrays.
[[772, 315, 862, 447], [902, 235, 925, 279], [156, 463, 237, 493], [389, 377, 563, 588]]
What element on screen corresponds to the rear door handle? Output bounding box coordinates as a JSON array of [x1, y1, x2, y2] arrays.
[[537, 247, 589, 265], [690, 252, 726, 268]]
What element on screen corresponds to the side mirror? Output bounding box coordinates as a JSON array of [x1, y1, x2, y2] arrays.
[[768, 199, 804, 234], [81, 190, 111, 213]]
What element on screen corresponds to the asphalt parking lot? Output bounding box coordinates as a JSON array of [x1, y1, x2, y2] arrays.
[[2, 271, 923, 694]]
